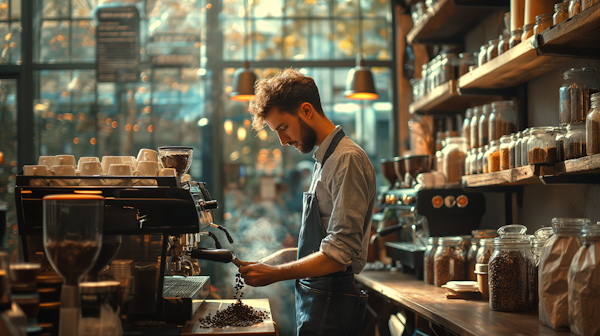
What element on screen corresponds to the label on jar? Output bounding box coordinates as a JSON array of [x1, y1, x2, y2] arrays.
[[457, 195, 468, 208], [444, 195, 456, 208], [432, 195, 443, 208]]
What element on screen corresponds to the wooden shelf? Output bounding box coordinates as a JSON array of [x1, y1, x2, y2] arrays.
[[542, 153, 600, 184], [409, 80, 502, 114], [407, 0, 509, 45], [461, 165, 546, 189]]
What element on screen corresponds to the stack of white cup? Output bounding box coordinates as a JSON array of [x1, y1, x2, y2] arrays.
[[110, 259, 133, 307]]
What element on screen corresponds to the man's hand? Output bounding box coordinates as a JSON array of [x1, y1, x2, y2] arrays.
[[239, 262, 281, 287]]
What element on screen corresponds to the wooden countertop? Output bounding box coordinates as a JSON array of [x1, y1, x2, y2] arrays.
[[180, 299, 276, 336], [356, 271, 575, 336]]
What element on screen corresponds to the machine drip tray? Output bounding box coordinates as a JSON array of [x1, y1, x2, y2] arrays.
[[385, 242, 426, 280], [162, 275, 210, 322]]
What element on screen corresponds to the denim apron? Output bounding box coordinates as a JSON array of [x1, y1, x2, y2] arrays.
[[295, 129, 368, 336]]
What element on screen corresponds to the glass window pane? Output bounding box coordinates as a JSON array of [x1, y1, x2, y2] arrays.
[[223, 19, 245, 61], [362, 18, 390, 60], [361, 0, 390, 17], [152, 68, 180, 105], [10, 0, 19, 18], [285, 0, 330, 17], [221, 0, 244, 18], [0, 79, 18, 256], [72, 20, 96, 62], [334, 0, 359, 17], [0, 22, 20, 64], [252, 19, 282, 60], [333, 19, 358, 59], [252, 0, 282, 18], [0, 0, 8, 19], [43, 0, 69, 18], [283, 19, 308, 60], [39, 20, 70, 63], [73, 0, 97, 18], [310, 19, 331, 60]]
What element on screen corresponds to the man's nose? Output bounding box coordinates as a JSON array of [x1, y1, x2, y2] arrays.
[[277, 132, 289, 146]]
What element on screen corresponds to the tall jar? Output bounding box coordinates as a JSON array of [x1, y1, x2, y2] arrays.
[[521, 23, 534, 41], [424, 237, 439, 285], [487, 39, 499, 63], [489, 224, 535, 312], [465, 149, 473, 176], [433, 236, 466, 287], [470, 106, 481, 149], [498, 34, 511, 56], [521, 128, 531, 166], [554, 2, 569, 24], [466, 237, 479, 281], [476, 238, 496, 264], [514, 131, 523, 167], [435, 131, 446, 152], [559, 67, 600, 126], [482, 144, 490, 173], [479, 104, 491, 146], [564, 123, 587, 160], [476, 147, 484, 174], [489, 100, 517, 141], [442, 137, 468, 187], [499, 135, 512, 170], [421, 63, 429, 96], [436, 150, 444, 173], [582, 0, 600, 10], [585, 92, 600, 155], [462, 108, 472, 148], [509, 28, 523, 48], [440, 53, 457, 84], [569, 0, 582, 17], [555, 126, 566, 161], [533, 14, 553, 34], [478, 44, 488, 67], [458, 52, 476, 77], [488, 140, 501, 172], [527, 126, 557, 164]]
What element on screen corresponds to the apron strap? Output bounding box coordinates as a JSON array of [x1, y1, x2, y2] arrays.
[[321, 129, 345, 167]]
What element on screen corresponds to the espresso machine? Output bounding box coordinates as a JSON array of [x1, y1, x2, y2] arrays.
[[14, 174, 231, 331], [374, 155, 485, 279]]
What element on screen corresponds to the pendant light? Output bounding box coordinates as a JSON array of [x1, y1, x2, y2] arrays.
[[230, 4, 256, 102], [345, 55, 378, 100]]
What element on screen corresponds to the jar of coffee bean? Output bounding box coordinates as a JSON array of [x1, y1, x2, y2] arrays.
[[433, 236, 466, 287], [475, 238, 495, 264], [489, 224, 535, 312], [423, 237, 438, 285]]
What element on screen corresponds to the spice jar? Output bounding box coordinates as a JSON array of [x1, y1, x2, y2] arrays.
[[476, 238, 496, 265], [465, 149, 472, 176], [478, 45, 488, 67], [440, 52, 457, 84], [554, 126, 566, 161], [527, 126, 557, 164], [499, 135, 512, 170], [564, 123, 587, 160], [539, 218, 588, 329], [482, 144, 490, 173], [559, 67, 600, 126], [442, 137, 467, 187], [583, 0, 600, 10], [433, 236, 466, 287], [498, 34, 511, 56], [479, 104, 491, 147], [569, 0, 582, 17], [533, 14, 553, 34], [521, 128, 531, 166], [466, 237, 478, 281], [424, 237, 439, 285], [521, 23, 534, 41], [458, 52, 476, 77], [470, 106, 481, 149], [489, 224, 535, 312], [514, 131, 522, 167], [489, 100, 517, 142], [488, 140, 501, 172], [585, 92, 600, 155], [508, 29, 522, 49], [475, 147, 484, 174], [554, 2, 569, 24], [487, 39, 499, 63], [462, 108, 472, 148]]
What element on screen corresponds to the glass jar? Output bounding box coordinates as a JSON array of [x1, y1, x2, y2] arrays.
[[466, 237, 478, 281], [509, 28, 522, 48], [498, 34, 510, 56], [488, 140, 501, 172], [564, 123, 587, 160], [555, 126, 566, 161], [476, 237, 495, 264], [479, 104, 491, 147], [554, 2, 569, 24], [482, 144, 490, 173], [465, 149, 472, 176], [435, 131, 446, 152], [489, 224, 535, 312], [421, 63, 429, 96], [514, 131, 522, 167], [489, 100, 517, 141], [424, 237, 439, 285], [559, 67, 600, 125], [470, 106, 481, 149], [533, 14, 553, 35], [499, 135, 512, 170], [470, 148, 478, 175], [442, 52, 458, 84], [569, 0, 582, 17], [527, 126, 557, 164], [521, 23, 534, 41], [458, 52, 476, 77], [583, 0, 600, 10], [532, 227, 554, 266], [462, 108, 472, 148], [487, 39, 499, 63], [478, 44, 488, 67], [436, 150, 444, 173], [476, 147, 484, 174], [586, 92, 600, 155], [442, 137, 468, 187], [433, 236, 466, 287], [521, 128, 531, 166]]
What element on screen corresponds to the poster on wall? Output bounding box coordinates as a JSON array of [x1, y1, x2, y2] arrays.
[[96, 6, 140, 82]]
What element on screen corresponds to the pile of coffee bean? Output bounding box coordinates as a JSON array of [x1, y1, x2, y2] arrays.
[[198, 273, 270, 328], [489, 250, 533, 312], [161, 153, 190, 177]]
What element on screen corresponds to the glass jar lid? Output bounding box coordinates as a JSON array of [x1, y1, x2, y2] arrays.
[[535, 13, 553, 21], [446, 136, 467, 145], [482, 103, 492, 115], [523, 23, 534, 31], [428, 237, 439, 244], [591, 92, 600, 102], [551, 217, 589, 234], [472, 229, 498, 238], [563, 67, 597, 79], [489, 139, 499, 146], [492, 100, 515, 109], [494, 224, 530, 245], [479, 238, 495, 246], [439, 236, 462, 246], [566, 123, 586, 132], [465, 108, 473, 119], [500, 135, 511, 143], [472, 106, 481, 117], [535, 226, 554, 241], [488, 39, 499, 45], [529, 126, 555, 134], [555, 2, 568, 10], [511, 28, 523, 34], [585, 223, 600, 237]]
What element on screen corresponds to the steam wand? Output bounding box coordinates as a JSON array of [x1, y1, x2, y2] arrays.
[[199, 231, 222, 249], [208, 223, 234, 244]]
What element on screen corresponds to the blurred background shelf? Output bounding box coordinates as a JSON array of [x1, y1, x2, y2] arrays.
[[409, 80, 503, 114], [461, 165, 555, 190]]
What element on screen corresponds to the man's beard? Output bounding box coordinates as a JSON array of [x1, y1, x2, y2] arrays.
[[297, 116, 317, 154]]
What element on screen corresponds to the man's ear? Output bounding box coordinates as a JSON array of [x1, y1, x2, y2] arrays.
[[301, 102, 313, 119]]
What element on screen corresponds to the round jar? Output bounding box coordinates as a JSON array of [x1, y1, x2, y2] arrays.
[[476, 147, 484, 174], [489, 100, 517, 142], [521, 23, 534, 41], [476, 238, 495, 264], [555, 126, 566, 161], [559, 67, 600, 126], [569, 0, 582, 17], [424, 237, 439, 285], [533, 14, 553, 35], [442, 137, 468, 186], [498, 34, 511, 56], [499, 135, 512, 170], [488, 140, 501, 172], [564, 123, 587, 160], [509, 28, 523, 48], [527, 126, 557, 164], [514, 131, 523, 167], [466, 237, 478, 281], [470, 106, 482, 149], [462, 108, 472, 148], [489, 224, 535, 312], [487, 39, 499, 63], [478, 45, 488, 67], [433, 236, 466, 287], [554, 2, 569, 24], [585, 92, 600, 155], [479, 104, 491, 147], [482, 144, 490, 173], [458, 52, 476, 77], [520, 128, 531, 166]]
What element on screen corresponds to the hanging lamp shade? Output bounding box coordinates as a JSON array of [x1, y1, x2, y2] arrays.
[[345, 56, 378, 100], [230, 61, 257, 102]]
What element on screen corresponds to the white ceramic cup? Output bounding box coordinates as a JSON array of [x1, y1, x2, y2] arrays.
[[137, 149, 158, 163], [49, 165, 78, 186], [105, 164, 139, 186], [54, 155, 76, 167], [77, 157, 99, 170], [101, 156, 122, 174], [79, 161, 104, 186], [120, 156, 137, 168], [37, 156, 56, 169], [416, 172, 436, 189], [158, 168, 177, 176], [136, 161, 158, 176], [23, 165, 49, 186]]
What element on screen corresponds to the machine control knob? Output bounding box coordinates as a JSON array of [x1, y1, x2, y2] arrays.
[[204, 200, 218, 209], [403, 195, 415, 205]]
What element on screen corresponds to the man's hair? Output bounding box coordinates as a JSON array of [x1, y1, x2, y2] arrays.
[[249, 69, 324, 130]]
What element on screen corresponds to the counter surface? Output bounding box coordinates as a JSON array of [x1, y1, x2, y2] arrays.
[[356, 270, 575, 336], [180, 299, 276, 336]]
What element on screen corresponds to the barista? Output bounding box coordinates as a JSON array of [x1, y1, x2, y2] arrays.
[[239, 69, 377, 335]]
